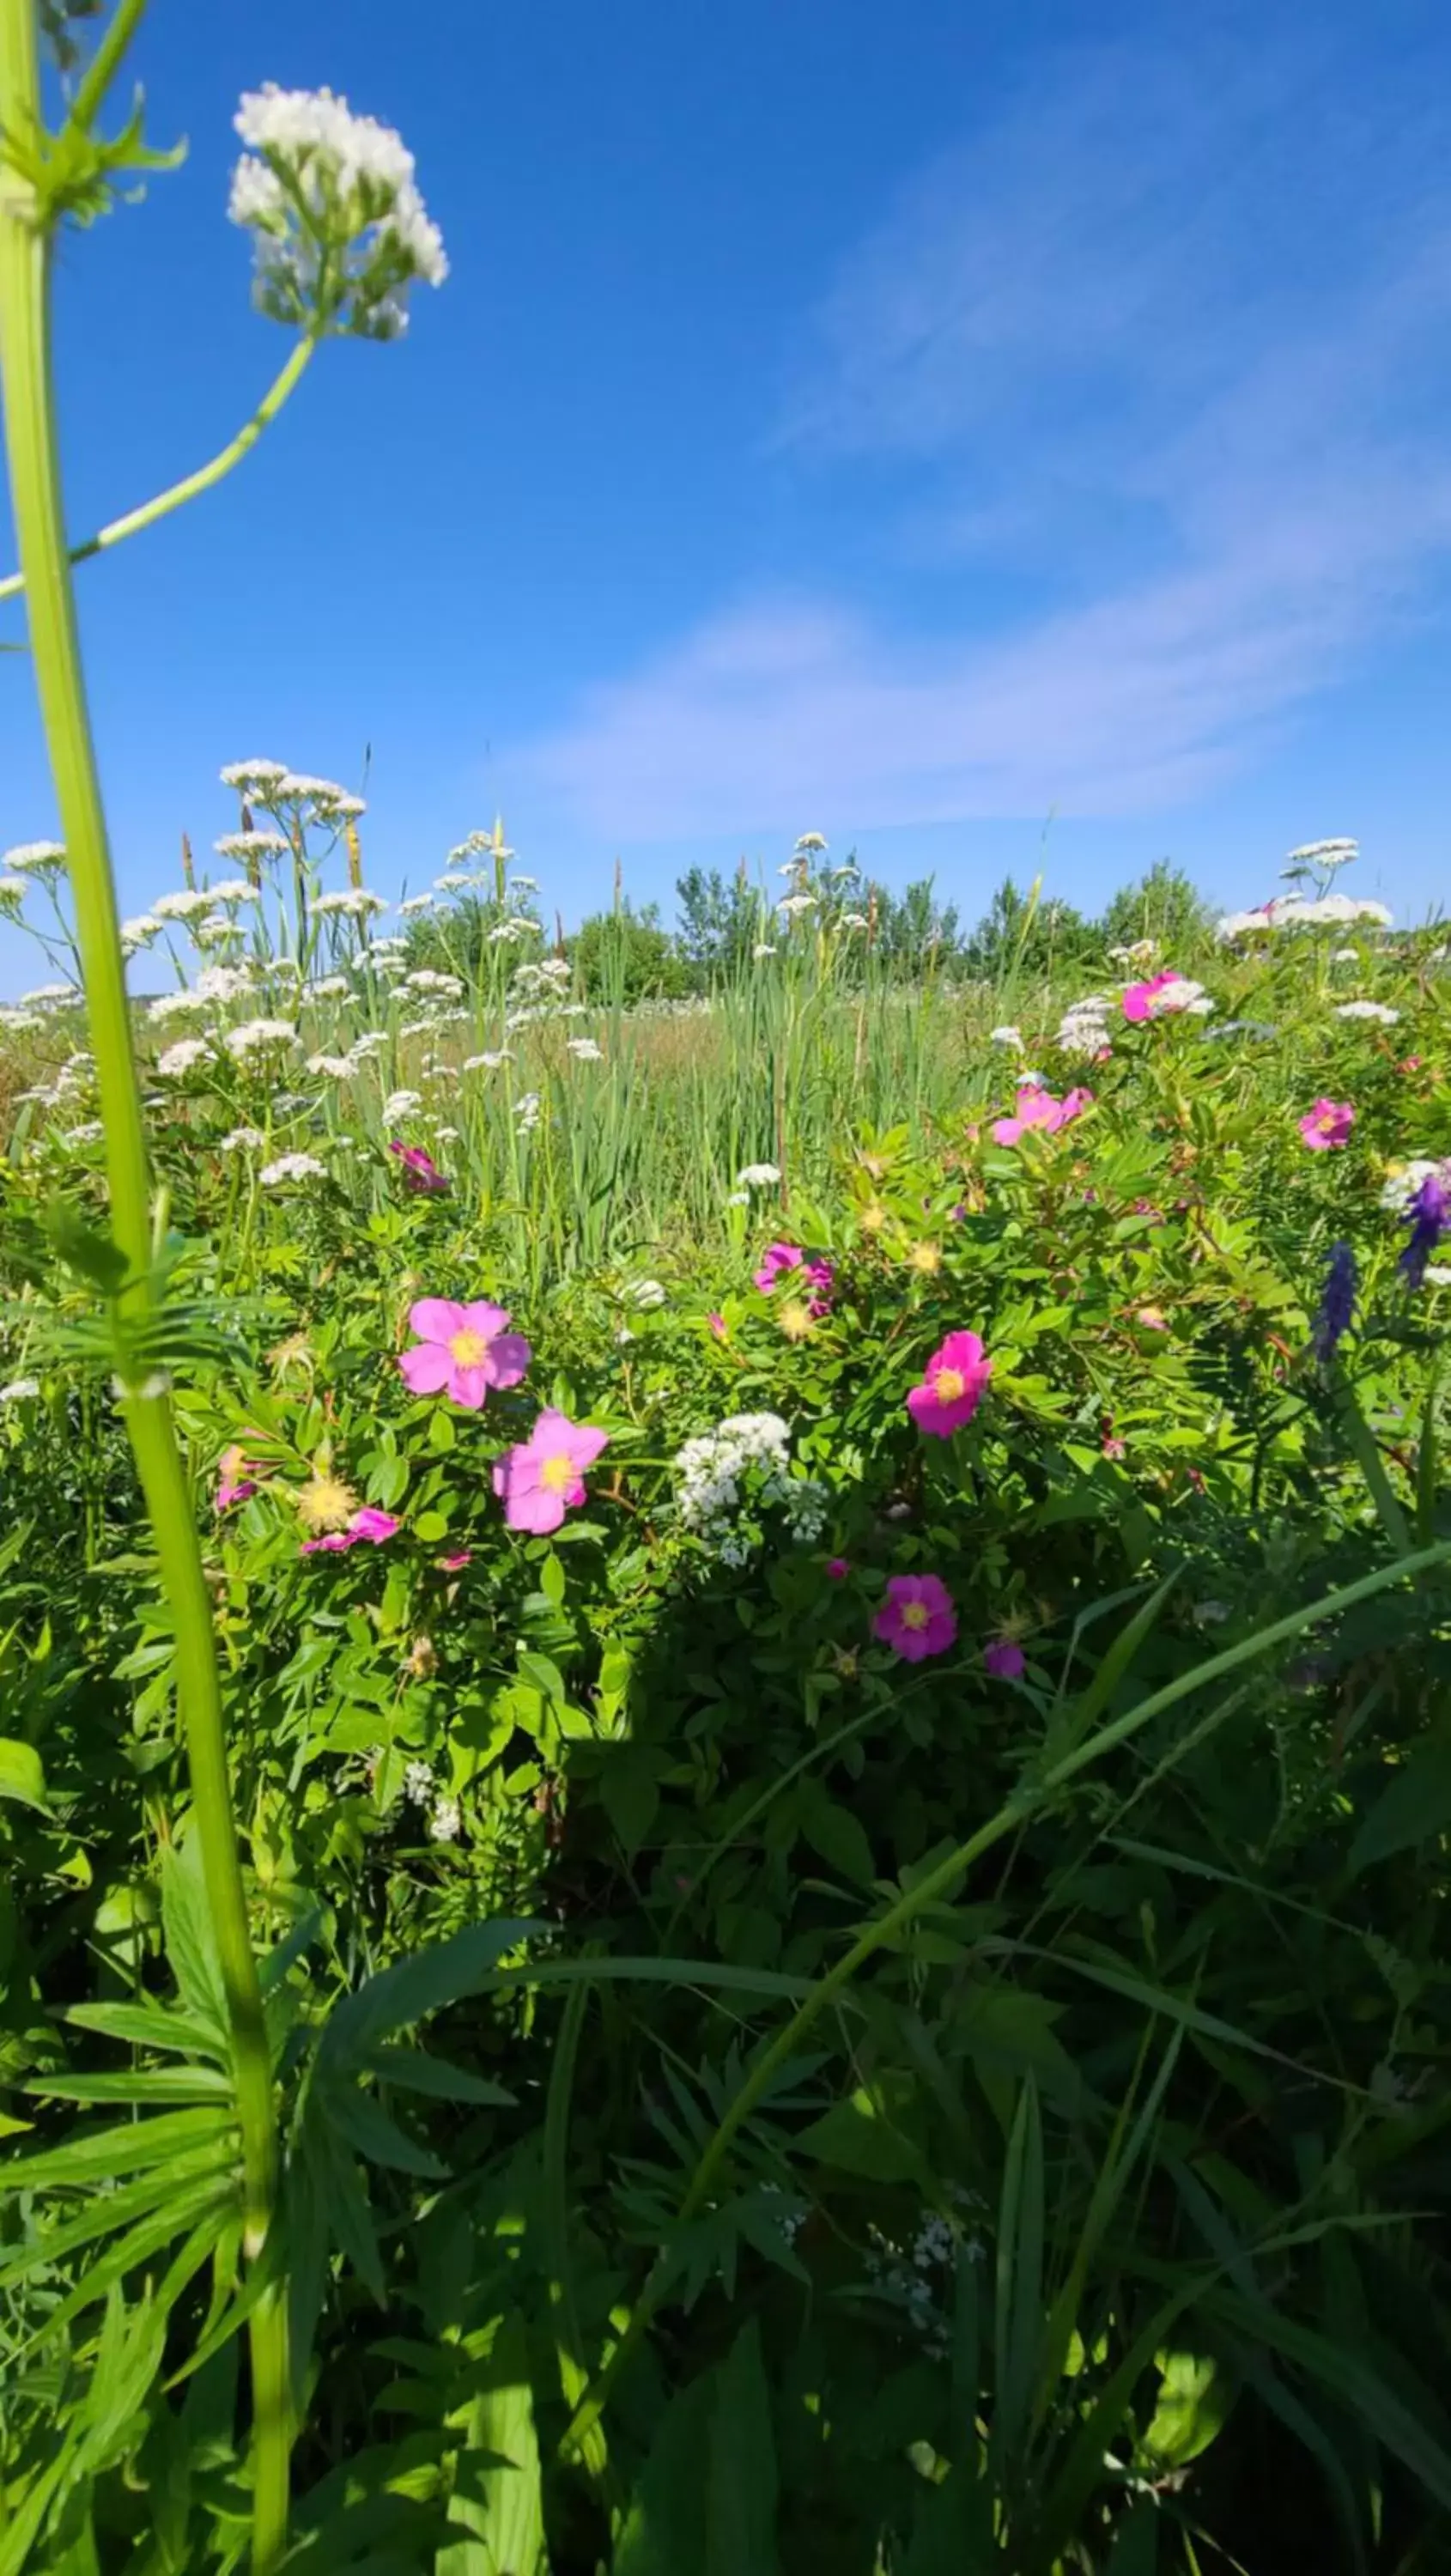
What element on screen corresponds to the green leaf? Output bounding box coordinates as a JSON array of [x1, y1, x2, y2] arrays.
[[706, 2319, 779, 2576], [1350, 1736, 1451, 1874], [797, 2081, 930, 2185], [319, 1919, 537, 2069], [1105, 2499, 1160, 2575], [798, 1790, 876, 1888], [598, 1747, 661, 1856], [613, 2371, 714, 2575], [158, 1839, 228, 2040], [438, 2310, 549, 2576], [1141, 2348, 1232, 2470], [364, 2046, 514, 2106], [0, 1738, 47, 1812]]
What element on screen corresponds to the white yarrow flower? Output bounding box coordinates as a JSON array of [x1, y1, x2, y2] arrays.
[[156, 1038, 214, 1077], [1334, 999, 1400, 1024], [220, 757, 288, 792], [152, 888, 217, 921], [736, 1163, 781, 1188], [230, 86, 447, 341], [223, 1018, 299, 1057], [258, 1152, 329, 1187], [3, 840, 64, 873]]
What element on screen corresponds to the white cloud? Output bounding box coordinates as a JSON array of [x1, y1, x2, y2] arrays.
[[520, 26, 1451, 837]]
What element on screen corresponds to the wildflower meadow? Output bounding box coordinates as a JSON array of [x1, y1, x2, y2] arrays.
[[2, 14, 1450, 2575]]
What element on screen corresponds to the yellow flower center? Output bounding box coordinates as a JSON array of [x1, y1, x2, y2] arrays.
[[908, 1241, 941, 1273], [934, 1368, 966, 1403], [296, 1472, 358, 1533], [448, 1327, 490, 1366], [540, 1453, 574, 1492], [901, 1601, 929, 1630], [859, 1202, 887, 1234], [777, 1298, 814, 1342]]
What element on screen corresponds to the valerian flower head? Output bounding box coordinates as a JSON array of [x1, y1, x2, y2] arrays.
[[229, 84, 447, 341], [220, 758, 288, 793], [3, 840, 64, 875]]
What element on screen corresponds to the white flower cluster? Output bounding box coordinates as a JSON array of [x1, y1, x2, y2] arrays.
[[230, 85, 447, 342], [1108, 939, 1159, 965], [3, 840, 64, 873], [313, 887, 386, 918], [383, 1089, 422, 1122], [220, 758, 288, 793], [990, 1024, 1023, 1049], [156, 1038, 214, 1078], [1218, 893, 1392, 939], [224, 1018, 299, 1058], [1380, 1159, 1451, 1215], [1055, 993, 1113, 1054], [1334, 999, 1399, 1024], [1147, 974, 1213, 1017], [736, 1162, 781, 1188], [510, 956, 573, 1003], [674, 1412, 828, 1566], [567, 1036, 604, 1061], [152, 888, 216, 922], [0, 874, 26, 908], [259, 1152, 329, 1188], [1284, 837, 1358, 871], [404, 969, 464, 998]]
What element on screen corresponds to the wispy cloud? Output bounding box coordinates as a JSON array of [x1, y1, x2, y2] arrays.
[[521, 21, 1451, 837]]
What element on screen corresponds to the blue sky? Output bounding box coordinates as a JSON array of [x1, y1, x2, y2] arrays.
[[3, 0, 1450, 993]]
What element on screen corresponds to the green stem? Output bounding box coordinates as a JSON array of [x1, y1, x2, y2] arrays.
[[0, 9, 290, 2564], [561, 1536, 1451, 2458], [0, 331, 318, 604]]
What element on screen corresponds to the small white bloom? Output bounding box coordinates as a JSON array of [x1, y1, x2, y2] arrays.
[[151, 888, 217, 921], [213, 833, 287, 866], [990, 1025, 1023, 1048], [63, 1121, 105, 1145], [753, 942, 778, 960], [839, 909, 870, 929], [259, 1152, 328, 1187], [627, 1279, 667, 1309], [1424, 1265, 1451, 1288], [219, 1125, 266, 1151], [194, 964, 258, 1004], [3, 840, 64, 872], [726, 1190, 750, 1207], [1334, 999, 1400, 1024], [404, 969, 464, 996], [398, 892, 436, 914], [302, 973, 351, 1000], [736, 1163, 782, 1188], [311, 888, 386, 917], [0, 874, 27, 906], [384, 1089, 422, 1121], [0, 1377, 41, 1404], [463, 1050, 513, 1071], [119, 913, 163, 949], [156, 1038, 215, 1077], [307, 1053, 355, 1078], [223, 1018, 299, 1057], [220, 757, 288, 792], [567, 1036, 604, 1060], [794, 831, 828, 853], [1288, 838, 1358, 866], [403, 1759, 434, 1803], [778, 891, 818, 918], [21, 983, 81, 1007], [428, 1796, 462, 1843]]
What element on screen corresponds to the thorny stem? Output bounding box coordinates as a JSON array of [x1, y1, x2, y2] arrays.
[[0, 5, 290, 2565], [0, 331, 317, 604]]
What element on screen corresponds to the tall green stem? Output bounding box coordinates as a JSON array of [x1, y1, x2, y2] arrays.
[[0, 6, 289, 2564]]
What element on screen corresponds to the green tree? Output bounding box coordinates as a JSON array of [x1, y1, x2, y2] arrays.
[[675, 863, 766, 983], [1097, 859, 1214, 961], [962, 875, 1096, 980], [569, 899, 692, 1005]]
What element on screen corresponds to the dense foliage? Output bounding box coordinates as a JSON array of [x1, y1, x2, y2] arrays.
[[2, 805, 1449, 2573]]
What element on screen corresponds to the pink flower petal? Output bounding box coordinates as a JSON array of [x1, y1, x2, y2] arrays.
[[480, 1332, 532, 1388], [448, 1364, 491, 1411], [459, 1299, 511, 1339], [409, 1297, 468, 1342], [399, 1342, 453, 1394]]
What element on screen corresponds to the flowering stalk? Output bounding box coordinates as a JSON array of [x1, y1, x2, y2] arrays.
[[0, 332, 319, 604], [0, 6, 290, 2565]]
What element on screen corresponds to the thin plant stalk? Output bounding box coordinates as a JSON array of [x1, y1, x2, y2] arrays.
[[0, 7, 290, 2563]]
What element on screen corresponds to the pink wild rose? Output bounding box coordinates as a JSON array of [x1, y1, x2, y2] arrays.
[[983, 1637, 1026, 1680], [826, 1556, 850, 1581], [390, 1139, 450, 1195], [1122, 971, 1181, 1022], [874, 1573, 957, 1662], [216, 1442, 258, 1511], [907, 1330, 992, 1436], [991, 1083, 1092, 1147], [494, 1408, 609, 1535], [399, 1297, 531, 1408], [754, 1242, 804, 1292], [301, 1506, 399, 1558], [1299, 1098, 1356, 1151]]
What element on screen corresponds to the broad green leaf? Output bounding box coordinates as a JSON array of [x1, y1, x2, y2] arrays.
[[1350, 1736, 1451, 1874], [797, 2081, 930, 2186], [1141, 2348, 1232, 2470], [0, 1738, 47, 1812], [438, 2311, 549, 2576], [798, 1789, 876, 1888], [706, 2319, 779, 2576]]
